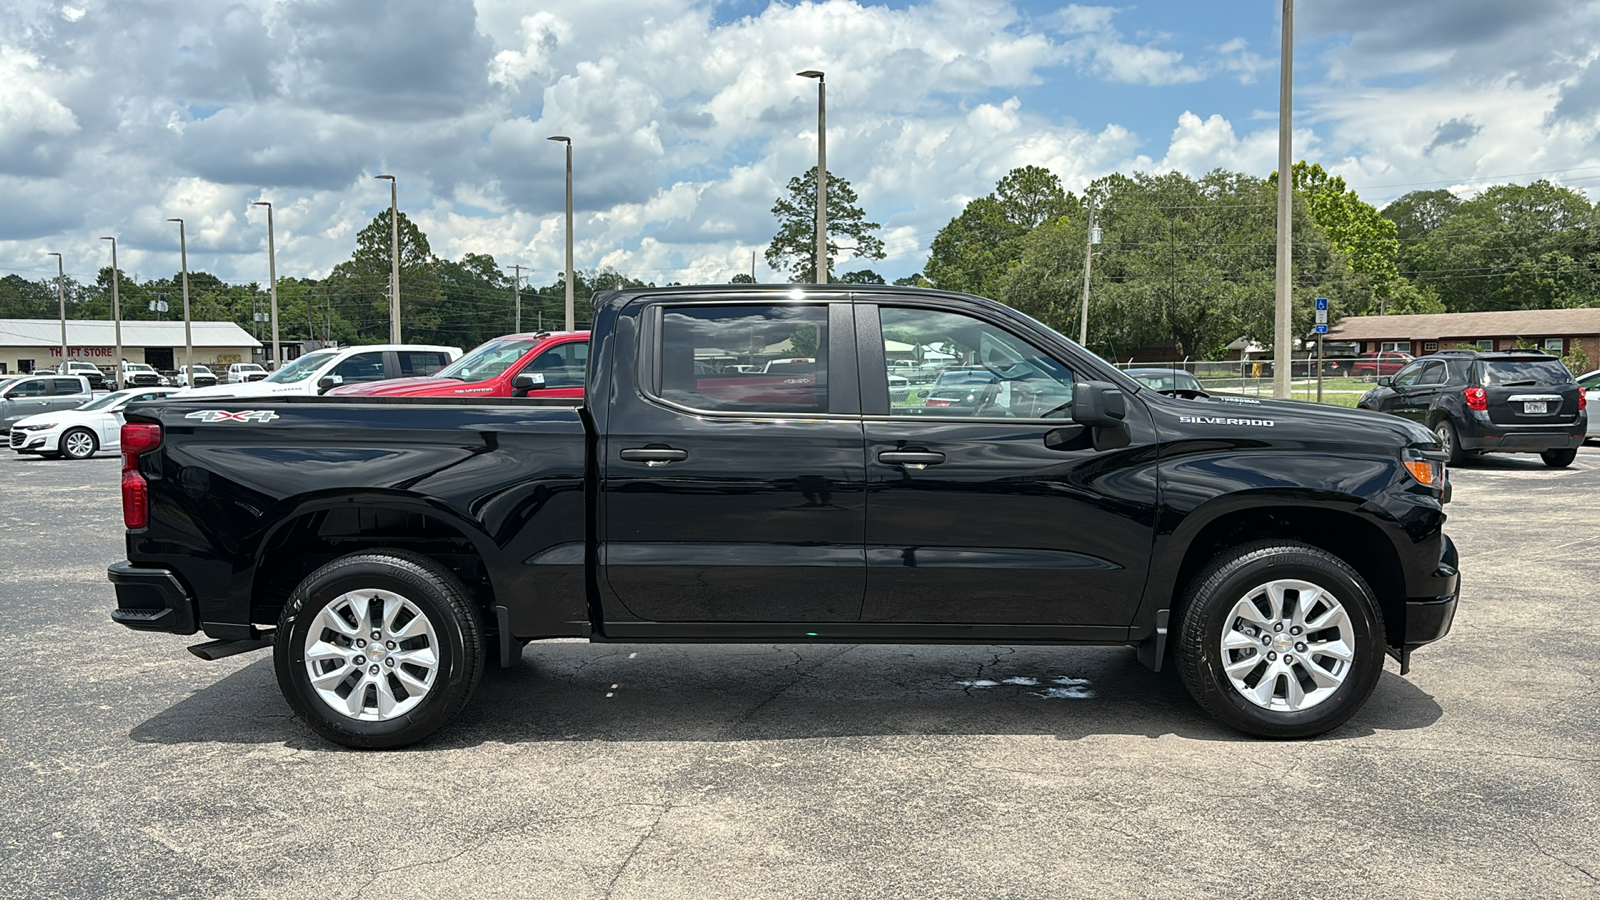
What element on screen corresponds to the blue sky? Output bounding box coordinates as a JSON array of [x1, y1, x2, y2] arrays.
[[2, 0, 1598, 289]]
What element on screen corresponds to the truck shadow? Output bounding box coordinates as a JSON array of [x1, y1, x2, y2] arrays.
[[129, 643, 1442, 749]]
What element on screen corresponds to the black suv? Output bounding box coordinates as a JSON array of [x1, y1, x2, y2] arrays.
[[1358, 349, 1587, 467]]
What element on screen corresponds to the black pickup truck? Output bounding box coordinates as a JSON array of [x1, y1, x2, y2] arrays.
[[109, 285, 1460, 748]]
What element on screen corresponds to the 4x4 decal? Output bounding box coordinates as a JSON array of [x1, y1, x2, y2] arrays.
[[184, 410, 281, 423]]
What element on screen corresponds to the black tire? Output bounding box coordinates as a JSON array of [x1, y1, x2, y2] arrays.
[[1540, 447, 1577, 468], [1176, 541, 1385, 739], [59, 427, 98, 460], [275, 550, 484, 749], [1433, 419, 1463, 466]]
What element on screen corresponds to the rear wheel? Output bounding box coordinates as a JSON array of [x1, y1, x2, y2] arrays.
[[1433, 420, 1463, 466], [1540, 447, 1577, 468], [1176, 541, 1384, 739], [275, 550, 484, 749], [60, 427, 97, 460]]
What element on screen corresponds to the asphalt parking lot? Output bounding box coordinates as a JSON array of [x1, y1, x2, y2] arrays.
[[2, 445, 1597, 898]]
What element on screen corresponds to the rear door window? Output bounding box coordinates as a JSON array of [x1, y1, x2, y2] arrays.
[[656, 305, 828, 414], [398, 351, 451, 376], [50, 379, 83, 394]]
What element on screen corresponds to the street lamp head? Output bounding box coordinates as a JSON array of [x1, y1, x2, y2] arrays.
[[797, 69, 824, 80], [166, 217, 183, 224], [251, 201, 271, 208], [100, 236, 114, 241], [547, 135, 571, 144], [374, 174, 395, 182]]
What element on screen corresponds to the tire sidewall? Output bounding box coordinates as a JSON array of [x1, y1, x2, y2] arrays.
[[1181, 547, 1384, 739], [275, 554, 480, 749]]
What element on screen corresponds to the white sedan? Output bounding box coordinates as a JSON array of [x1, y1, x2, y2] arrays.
[[1580, 369, 1600, 439], [9, 388, 181, 460]]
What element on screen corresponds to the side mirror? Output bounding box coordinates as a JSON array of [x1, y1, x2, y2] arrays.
[[914, 389, 928, 400], [1071, 381, 1127, 428], [1377, 377, 1392, 387], [317, 374, 344, 392], [512, 372, 547, 393]]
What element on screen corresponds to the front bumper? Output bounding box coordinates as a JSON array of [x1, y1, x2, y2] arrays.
[[108, 561, 199, 635], [1397, 534, 1459, 672], [9, 429, 56, 452]]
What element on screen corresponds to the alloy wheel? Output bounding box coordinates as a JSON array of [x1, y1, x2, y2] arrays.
[[302, 588, 439, 721], [1219, 578, 1355, 712]]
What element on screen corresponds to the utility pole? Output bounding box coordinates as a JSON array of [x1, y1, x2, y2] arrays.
[[798, 70, 827, 283], [47, 252, 66, 371], [513, 264, 523, 332], [375, 175, 401, 343], [101, 237, 122, 388], [1079, 193, 1098, 346], [1273, 0, 1295, 399]]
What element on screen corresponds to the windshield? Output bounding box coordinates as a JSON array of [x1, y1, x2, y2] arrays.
[[1483, 360, 1572, 387], [265, 350, 340, 384], [437, 339, 543, 381], [236, 364, 264, 372], [124, 364, 154, 372], [76, 392, 134, 411]]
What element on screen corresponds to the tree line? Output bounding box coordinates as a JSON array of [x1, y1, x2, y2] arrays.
[[5, 164, 1596, 359]]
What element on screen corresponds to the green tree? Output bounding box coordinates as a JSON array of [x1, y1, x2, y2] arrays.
[[1410, 180, 1600, 312], [1279, 162, 1401, 315], [327, 211, 444, 343], [435, 253, 514, 345], [839, 269, 885, 284], [925, 165, 1072, 296], [729, 273, 757, 284], [766, 167, 885, 283]]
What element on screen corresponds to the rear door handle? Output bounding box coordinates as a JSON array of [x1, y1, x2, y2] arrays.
[[620, 447, 689, 465], [878, 450, 946, 470]]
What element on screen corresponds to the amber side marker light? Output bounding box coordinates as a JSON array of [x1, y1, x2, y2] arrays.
[[1404, 458, 1442, 487]]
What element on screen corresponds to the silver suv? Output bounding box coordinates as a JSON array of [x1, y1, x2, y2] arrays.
[[0, 375, 94, 431]]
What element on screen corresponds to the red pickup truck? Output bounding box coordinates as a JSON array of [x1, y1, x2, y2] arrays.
[[327, 331, 588, 399]]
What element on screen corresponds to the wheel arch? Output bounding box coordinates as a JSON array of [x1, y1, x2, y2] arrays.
[[247, 492, 501, 636], [1157, 498, 1407, 653]]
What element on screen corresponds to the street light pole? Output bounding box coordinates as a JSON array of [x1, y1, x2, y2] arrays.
[[166, 218, 194, 388], [1273, 0, 1294, 400], [375, 175, 401, 343], [547, 136, 575, 331], [100, 237, 122, 387], [251, 201, 281, 369], [47, 252, 66, 372], [798, 70, 826, 283]]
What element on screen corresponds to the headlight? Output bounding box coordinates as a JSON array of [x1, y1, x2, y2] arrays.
[[15, 423, 56, 432]]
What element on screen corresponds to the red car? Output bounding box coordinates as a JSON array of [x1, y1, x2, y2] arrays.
[[1351, 351, 1413, 378], [327, 331, 589, 400]]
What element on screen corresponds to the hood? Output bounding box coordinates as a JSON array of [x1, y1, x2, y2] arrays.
[[326, 377, 460, 397]]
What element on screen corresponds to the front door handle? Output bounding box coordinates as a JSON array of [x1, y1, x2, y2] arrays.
[[878, 450, 946, 470], [620, 447, 688, 465]]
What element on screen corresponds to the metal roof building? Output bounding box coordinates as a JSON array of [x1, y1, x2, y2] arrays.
[[0, 319, 261, 375]]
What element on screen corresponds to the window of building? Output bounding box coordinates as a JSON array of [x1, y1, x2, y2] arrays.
[[1380, 341, 1408, 352], [1423, 341, 1438, 352], [657, 304, 828, 414], [1476, 340, 1494, 351], [1543, 338, 1564, 353]]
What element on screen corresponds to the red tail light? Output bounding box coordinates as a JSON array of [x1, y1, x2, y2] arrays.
[[1580, 391, 1588, 411], [121, 423, 162, 529], [924, 398, 954, 408], [1463, 387, 1487, 411]]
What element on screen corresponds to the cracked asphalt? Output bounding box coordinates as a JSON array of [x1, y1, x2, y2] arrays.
[[1, 445, 1597, 898]]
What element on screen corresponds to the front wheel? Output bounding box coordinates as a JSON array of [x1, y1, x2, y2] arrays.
[[60, 427, 98, 460], [275, 550, 484, 749], [1176, 541, 1385, 739], [1540, 447, 1577, 468]]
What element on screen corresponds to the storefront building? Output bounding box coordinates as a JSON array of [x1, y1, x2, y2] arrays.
[[0, 319, 261, 376]]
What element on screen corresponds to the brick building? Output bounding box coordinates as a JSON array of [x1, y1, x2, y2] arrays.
[[1323, 308, 1600, 365]]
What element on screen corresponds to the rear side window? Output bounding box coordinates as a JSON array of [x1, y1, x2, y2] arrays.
[[51, 378, 83, 394], [398, 351, 451, 376], [658, 305, 827, 414], [1481, 360, 1573, 386]]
